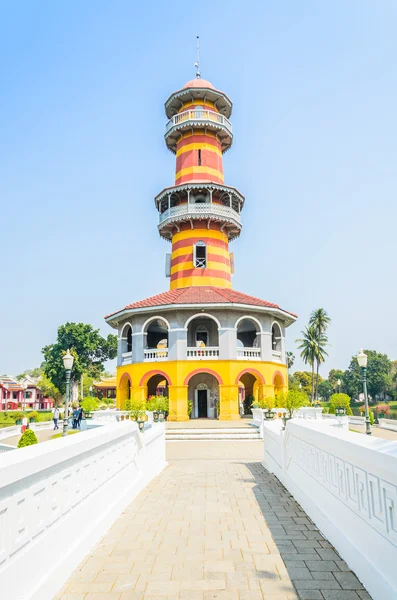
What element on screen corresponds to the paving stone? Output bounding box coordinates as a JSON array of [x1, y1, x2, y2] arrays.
[[287, 567, 313, 580], [322, 592, 361, 599], [305, 561, 339, 572], [333, 573, 364, 590], [294, 581, 341, 591], [356, 592, 372, 600], [315, 550, 340, 561], [297, 591, 324, 599]]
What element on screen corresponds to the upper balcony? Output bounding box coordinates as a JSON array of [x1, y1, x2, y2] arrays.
[[165, 109, 233, 154]]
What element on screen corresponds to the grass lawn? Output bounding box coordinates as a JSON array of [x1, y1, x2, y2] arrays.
[[51, 430, 80, 440]]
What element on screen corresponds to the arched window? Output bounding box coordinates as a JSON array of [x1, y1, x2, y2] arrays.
[[195, 325, 209, 347], [194, 240, 207, 268], [126, 327, 132, 352], [272, 323, 282, 352]]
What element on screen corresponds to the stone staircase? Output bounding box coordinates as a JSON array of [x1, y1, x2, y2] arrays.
[[166, 425, 261, 441]]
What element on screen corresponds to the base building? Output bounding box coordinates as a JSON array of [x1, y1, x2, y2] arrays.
[[105, 75, 296, 420]]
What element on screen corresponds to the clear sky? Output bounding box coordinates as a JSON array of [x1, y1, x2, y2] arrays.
[[1, 0, 396, 377]]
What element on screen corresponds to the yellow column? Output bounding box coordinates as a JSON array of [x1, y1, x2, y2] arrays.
[[219, 384, 240, 421], [131, 385, 147, 404], [168, 385, 188, 421]]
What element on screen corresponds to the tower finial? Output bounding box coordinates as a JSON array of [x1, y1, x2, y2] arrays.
[[194, 36, 201, 79]]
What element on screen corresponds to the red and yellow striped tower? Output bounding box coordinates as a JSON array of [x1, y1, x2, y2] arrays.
[[155, 77, 244, 289]]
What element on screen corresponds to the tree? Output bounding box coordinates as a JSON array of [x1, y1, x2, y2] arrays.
[[42, 323, 117, 394], [317, 380, 333, 401], [328, 369, 345, 392], [309, 309, 331, 400], [296, 325, 318, 402], [290, 371, 321, 397], [37, 373, 62, 405], [286, 352, 295, 370], [81, 396, 98, 413], [16, 367, 43, 381], [343, 350, 392, 401], [329, 393, 352, 416]]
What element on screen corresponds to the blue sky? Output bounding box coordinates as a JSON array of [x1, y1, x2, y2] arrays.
[[1, 1, 396, 376]]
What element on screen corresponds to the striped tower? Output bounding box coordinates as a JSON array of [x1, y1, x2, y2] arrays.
[[155, 76, 244, 290]]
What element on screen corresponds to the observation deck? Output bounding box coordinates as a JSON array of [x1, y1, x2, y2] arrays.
[[165, 109, 233, 153]]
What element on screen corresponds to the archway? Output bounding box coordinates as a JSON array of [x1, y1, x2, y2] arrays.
[[147, 374, 169, 398], [144, 317, 169, 350], [121, 324, 132, 354], [272, 322, 282, 353], [273, 372, 285, 397], [118, 374, 132, 409], [236, 317, 260, 348], [186, 314, 220, 351], [238, 372, 259, 415], [186, 372, 220, 419]]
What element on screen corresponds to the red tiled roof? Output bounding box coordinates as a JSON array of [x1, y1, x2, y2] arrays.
[[105, 287, 297, 319]]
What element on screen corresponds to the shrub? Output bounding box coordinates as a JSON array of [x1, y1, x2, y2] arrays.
[[358, 405, 366, 413], [263, 396, 276, 410], [28, 410, 39, 421], [18, 429, 38, 448], [369, 410, 375, 425], [125, 398, 132, 412], [376, 404, 391, 415], [278, 389, 308, 417], [130, 398, 147, 420], [329, 394, 352, 416], [81, 396, 98, 413], [13, 411, 25, 421]]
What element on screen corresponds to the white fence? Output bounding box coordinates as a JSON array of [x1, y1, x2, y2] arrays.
[[0, 420, 166, 600], [262, 418, 397, 600]]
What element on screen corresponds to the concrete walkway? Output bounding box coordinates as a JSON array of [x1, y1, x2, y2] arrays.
[[54, 441, 371, 600]]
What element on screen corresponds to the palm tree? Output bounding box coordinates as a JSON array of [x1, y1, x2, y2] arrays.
[[296, 325, 317, 403], [309, 309, 331, 400]]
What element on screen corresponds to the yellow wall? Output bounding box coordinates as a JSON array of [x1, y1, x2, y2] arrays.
[[116, 360, 288, 421]]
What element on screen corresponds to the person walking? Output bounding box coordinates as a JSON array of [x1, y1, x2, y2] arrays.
[[72, 407, 79, 429], [53, 407, 60, 430], [77, 406, 83, 428]]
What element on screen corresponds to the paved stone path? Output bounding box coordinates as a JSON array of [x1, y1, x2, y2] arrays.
[[350, 424, 397, 440], [54, 441, 371, 600]]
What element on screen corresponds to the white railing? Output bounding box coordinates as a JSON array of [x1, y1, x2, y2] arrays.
[[122, 351, 132, 365], [237, 347, 261, 360], [187, 347, 219, 359], [144, 348, 169, 361], [165, 109, 232, 135], [159, 202, 241, 226], [0, 421, 166, 600], [262, 419, 397, 600], [272, 350, 282, 360]]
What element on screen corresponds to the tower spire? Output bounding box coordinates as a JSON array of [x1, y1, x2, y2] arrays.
[[194, 36, 201, 79]]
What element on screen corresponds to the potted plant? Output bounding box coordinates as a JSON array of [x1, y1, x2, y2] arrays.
[[14, 411, 25, 425], [28, 410, 39, 423], [81, 396, 98, 419], [375, 404, 390, 418], [188, 400, 194, 419], [148, 395, 160, 422], [263, 396, 276, 420]]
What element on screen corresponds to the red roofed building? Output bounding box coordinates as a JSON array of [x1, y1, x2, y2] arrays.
[[105, 70, 297, 421]]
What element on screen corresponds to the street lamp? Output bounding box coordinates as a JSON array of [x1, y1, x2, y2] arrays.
[[62, 349, 74, 438], [337, 379, 341, 394], [356, 349, 371, 435], [89, 386, 92, 397]]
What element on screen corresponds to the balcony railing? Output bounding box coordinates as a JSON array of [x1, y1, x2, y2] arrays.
[[187, 347, 219, 360], [121, 351, 132, 365], [144, 348, 169, 362], [159, 203, 241, 227], [272, 350, 282, 361], [237, 347, 261, 360], [165, 109, 232, 135]]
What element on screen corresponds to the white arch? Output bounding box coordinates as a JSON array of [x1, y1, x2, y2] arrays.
[[120, 322, 133, 339], [271, 321, 283, 337], [234, 315, 263, 333], [141, 315, 171, 333], [184, 312, 222, 330]]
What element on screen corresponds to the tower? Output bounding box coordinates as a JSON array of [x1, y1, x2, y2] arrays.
[[106, 70, 296, 422], [155, 76, 243, 290]]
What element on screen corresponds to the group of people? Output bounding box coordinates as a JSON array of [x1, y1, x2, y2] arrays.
[[52, 406, 84, 430]]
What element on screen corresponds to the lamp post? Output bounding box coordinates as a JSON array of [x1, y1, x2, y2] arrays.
[[62, 349, 74, 438], [356, 349, 371, 435], [89, 386, 92, 397], [337, 378, 341, 394]]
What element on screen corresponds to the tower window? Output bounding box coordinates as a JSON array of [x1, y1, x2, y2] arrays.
[[198, 149, 202, 166], [194, 241, 207, 268]]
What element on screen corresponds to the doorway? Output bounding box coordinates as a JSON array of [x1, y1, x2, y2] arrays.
[[197, 389, 208, 418]]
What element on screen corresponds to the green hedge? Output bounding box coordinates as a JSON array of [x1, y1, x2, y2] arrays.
[[18, 429, 38, 448]]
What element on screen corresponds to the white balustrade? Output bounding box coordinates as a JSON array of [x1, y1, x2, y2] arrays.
[[237, 347, 261, 360], [159, 202, 241, 226], [272, 350, 282, 361], [262, 418, 397, 600], [165, 109, 232, 135], [144, 348, 169, 361], [0, 421, 166, 600], [187, 347, 219, 359], [122, 351, 132, 365]]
